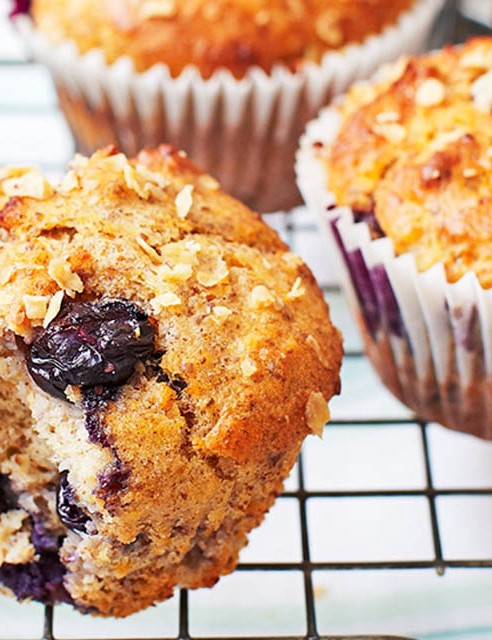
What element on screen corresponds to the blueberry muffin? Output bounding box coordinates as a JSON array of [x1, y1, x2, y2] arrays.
[[26, 0, 417, 78], [0, 145, 342, 616], [298, 37, 492, 439], [13, 0, 442, 212]]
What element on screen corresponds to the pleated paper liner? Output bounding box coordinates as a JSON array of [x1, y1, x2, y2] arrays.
[[297, 96, 492, 440], [15, 0, 443, 213]]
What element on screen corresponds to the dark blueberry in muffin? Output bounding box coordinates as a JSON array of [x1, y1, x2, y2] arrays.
[[82, 386, 118, 448], [0, 474, 18, 514], [98, 460, 130, 499], [56, 471, 91, 534], [31, 515, 62, 554], [26, 299, 155, 399], [0, 553, 70, 605]]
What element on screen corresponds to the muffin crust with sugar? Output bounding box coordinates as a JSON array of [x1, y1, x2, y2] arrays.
[[0, 145, 342, 616]]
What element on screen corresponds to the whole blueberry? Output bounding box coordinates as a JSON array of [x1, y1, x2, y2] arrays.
[[26, 299, 155, 399], [0, 475, 17, 514], [56, 471, 91, 534]]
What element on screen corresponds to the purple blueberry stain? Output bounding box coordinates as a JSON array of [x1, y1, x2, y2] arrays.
[[345, 247, 381, 337], [26, 299, 155, 400], [81, 386, 131, 505], [331, 209, 384, 337], [369, 264, 406, 339], [157, 371, 188, 395], [9, 0, 31, 17], [450, 304, 481, 353], [330, 213, 408, 342], [82, 385, 118, 448], [31, 515, 62, 554], [0, 475, 72, 605], [0, 553, 71, 606], [98, 459, 130, 501]]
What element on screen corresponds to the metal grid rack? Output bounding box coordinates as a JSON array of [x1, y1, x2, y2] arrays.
[[1, 1, 492, 639]]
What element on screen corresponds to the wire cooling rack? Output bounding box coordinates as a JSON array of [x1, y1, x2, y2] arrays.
[[2, 1, 492, 639]]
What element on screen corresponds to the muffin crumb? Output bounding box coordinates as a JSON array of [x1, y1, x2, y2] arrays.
[[249, 285, 276, 309], [47, 257, 84, 297], [372, 122, 406, 143], [471, 69, 492, 113], [136, 235, 162, 264], [175, 184, 194, 219], [1, 170, 53, 200], [23, 295, 49, 321], [305, 391, 330, 438], [151, 291, 182, 310], [241, 358, 257, 378], [415, 77, 445, 107], [286, 277, 306, 301], [43, 290, 64, 328]]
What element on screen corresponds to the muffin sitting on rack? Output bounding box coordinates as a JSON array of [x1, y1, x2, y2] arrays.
[[12, 0, 443, 212], [297, 36, 492, 440], [0, 145, 342, 616]]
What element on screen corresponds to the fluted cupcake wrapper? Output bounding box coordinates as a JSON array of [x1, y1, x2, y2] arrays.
[[14, 0, 442, 213], [297, 102, 492, 440]]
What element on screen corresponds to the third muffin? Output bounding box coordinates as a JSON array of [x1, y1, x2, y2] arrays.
[[13, 0, 443, 212], [298, 37, 492, 439]]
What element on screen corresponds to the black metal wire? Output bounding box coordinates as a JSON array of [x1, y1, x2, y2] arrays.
[[297, 454, 318, 640], [420, 423, 446, 576], [178, 589, 190, 640], [42, 605, 54, 640]]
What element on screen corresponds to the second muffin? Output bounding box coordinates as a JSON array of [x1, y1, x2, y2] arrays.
[[13, 0, 443, 212], [298, 37, 492, 439]]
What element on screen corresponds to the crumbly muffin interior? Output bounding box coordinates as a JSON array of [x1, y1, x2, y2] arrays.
[[0, 351, 69, 605]]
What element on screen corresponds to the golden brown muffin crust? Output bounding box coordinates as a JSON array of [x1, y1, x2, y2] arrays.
[[326, 37, 492, 287], [0, 145, 342, 616], [31, 0, 416, 78]]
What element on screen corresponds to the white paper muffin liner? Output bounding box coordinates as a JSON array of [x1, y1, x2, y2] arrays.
[[296, 101, 492, 440], [14, 0, 443, 213]]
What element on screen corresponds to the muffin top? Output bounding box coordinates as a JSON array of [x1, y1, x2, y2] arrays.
[[325, 37, 492, 287], [0, 145, 342, 472], [27, 0, 415, 78]]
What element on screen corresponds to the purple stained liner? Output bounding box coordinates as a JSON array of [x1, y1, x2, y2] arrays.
[[369, 264, 407, 340], [331, 212, 408, 343], [330, 217, 381, 337], [448, 303, 482, 353], [9, 0, 30, 17]]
